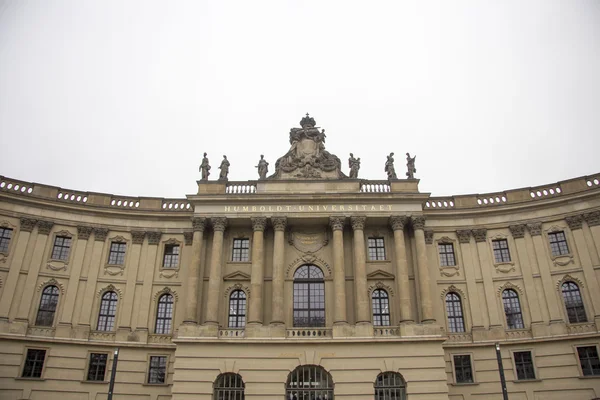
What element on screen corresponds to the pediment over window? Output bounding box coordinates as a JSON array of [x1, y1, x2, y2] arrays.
[[223, 271, 251, 281], [366, 269, 395, 280]]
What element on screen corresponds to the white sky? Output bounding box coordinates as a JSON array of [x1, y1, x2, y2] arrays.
[[1, 0, 599, 199]]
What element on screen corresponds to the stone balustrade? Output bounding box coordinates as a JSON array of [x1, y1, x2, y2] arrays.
[[373, 326, 400, 336], [219, 329, 245, 338], [360, 181, 391, 193], [287, 328, 332, 338], [226, 182, 257, 194]]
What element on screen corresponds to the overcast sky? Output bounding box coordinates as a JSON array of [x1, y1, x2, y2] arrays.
[[1, 0, 599, 199]]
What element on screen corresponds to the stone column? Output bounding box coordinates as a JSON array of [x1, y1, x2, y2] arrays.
[[204, 217, 228, 325], [351, 216, 370, 324], [184, 218, 206, 324], [389, 216, 413, 323], [270, 217, 287, 325], [583, 211, 600, 258], [329, 216, 347, 325], [412, 216, 435, 323], [77, 228, 108, 328], [135, 231, 161, 335], [248, 217, 267, 325]]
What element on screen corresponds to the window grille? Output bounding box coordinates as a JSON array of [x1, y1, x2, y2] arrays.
[[163, 244, 180, 268], [561, 282, 587, 323], [374, 371, 406, 400], [577, 346, 600, 376], [51, 236, 71, 260], [502, 289, 524, 329], [147, 356, 167, 384], [0, 227, 13, 253], [453, 355, 473, 383], [514, 351, 536, 380], [228, 290, 246, 328], [36, 286, 59, 326], [97, 291, 118, 331], [492, 239, 511, 263], [293, 265, 325, 327], [372, 289, 390, 326], [232, 238, 249, 262], [22, 349, 46, 378], [214, 373, 245, 400], [548, 231, 569, 256], [438, 243, 456, 266], [87, 353, 108, 381], [286, 365, 334, 400], [108, 242, 127, 265], [368, 237, 386, 261], [155, 294, 174, 334], [445, 292, 465, 333]]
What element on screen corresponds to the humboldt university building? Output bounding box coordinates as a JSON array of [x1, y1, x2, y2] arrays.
[[0, 115, 599, 400]]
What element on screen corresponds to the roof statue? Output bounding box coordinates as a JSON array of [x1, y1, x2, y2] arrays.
[[269, 114, 347, 180], [218, 155, 230, 181], [199, 152, 211, 180], [256, 155, 269, 180], [348, 153, 361, 179], [406, 153, 416, 179], [385, 152, 397, 180]]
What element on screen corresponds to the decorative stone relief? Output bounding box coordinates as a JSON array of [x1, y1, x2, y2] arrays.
[[565, 215, 584, 230], [368, 281, 395, 297], [212, 217, 228, 232], [526, 222, 542, 236], [20, 217, 37, 232], [46, 263, 67, 272], [94, 228, 109, 242], [147, 232, 162, 245], [131, 231, 145, 245], [471, 229, 487, 243], [496, 281, 524, 296], [223, 282, 251, 299], [329, 216, 345, 231], [411, 216, 426, 230], [271, 216, 287, 231], [456, 230, 471, 244], [286, 256, 332, 279], [509, 224, 526, 239], [251, 217, 267, 232], [183, 231, 193, 246], [153, 287, 178, 302], [192, 217, 207, 232], [160, 270, 178, 279], [37, 221, 54, 235], [37, 278, 65, 294], [351, 216, 366, 231], [288, 230, 328, 254], [440, 285, 467, 301], [77, 226, 93, 240], [555, 274, 584, 291], [545, 225, 574, 267], [389, 216, 408, 231], [583, 211, 600, 227], [424, 230, 434, 245], [96, 284, 123, 299]]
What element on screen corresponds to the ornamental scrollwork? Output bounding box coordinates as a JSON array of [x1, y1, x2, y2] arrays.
[[368, 281, 394, 297], [329, 216, 345, 231], [251, 217, 267, 232], [212, 217, 228, 232], [37, 278, 65, 294], [440, 285, 467, 301], [389, 215, 408, 232], [555, 274, 584, 291], [496, 281, 524, 296], [565, 215, 584, 230], [77, 226, 93, 240], [526, 222, 542, 236], [97, 284, 123, 299], [223, 282, 251, 299], [153, 287, 179, 302], [509, 224, 526, 239], [351, 216, 366, 231], [271, 217, 287, 231]]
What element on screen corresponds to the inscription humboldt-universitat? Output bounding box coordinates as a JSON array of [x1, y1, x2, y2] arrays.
[[223, 204, 394, 213]]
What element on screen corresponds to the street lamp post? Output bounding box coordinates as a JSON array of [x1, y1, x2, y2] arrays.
[[107, 347, 120, 400], [495, 343, 509, 400]]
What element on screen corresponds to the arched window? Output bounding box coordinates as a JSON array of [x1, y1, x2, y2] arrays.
[[228, 290, 246, 328], [293, 265, 325, 327], [36, 285, 59, 326], [445, 292, 465, 333], [214, 373, 245, 400], [561, 282, 587, 323], [97, 291, 118, 331], [374, 372, 406, 400], [286, 365, 334, 399], [502, 289, 524, 329], [372, 289, 390, 326], [155, 293, 174, 334]]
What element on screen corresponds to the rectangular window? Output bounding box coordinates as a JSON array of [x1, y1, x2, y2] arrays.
[[368, 237, 386, 261], [453, 355, 473, 383], [163, 244, 180, 268], [0, 227, 13, 253], [232, 238, 249, 262], [514, 351, 536, 380], [22, 349, 46, 378], [492, 239, 511, 263], [438, 243, 456, 266], [548, 231, 569, 256], [51, 236, 72, 260], [108, 242, 127, 265], [148, 356, 167, 384], [87, 353, 108, 381], [577, 346, 600, 376]]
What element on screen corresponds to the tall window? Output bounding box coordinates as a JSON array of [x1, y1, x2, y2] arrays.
[[228, 290, 246, 328], [514, 351, 536, 380], [0, 227, 13, 253], [36, 286, 59, 326], [445, 292, 465, 333], [374, 372, 406, 400], [293, 265, 325, 327], [372, 289, 390, 326], [147, 355, 167, 384], [87, 353, 108, 381], [97, 291, 118, 331], [577, 346, 600, 376], [163, 244, 180, 268], [232, 238, 249, 262], [438, 243, 456, 266], [214, 373, 245, 400], [548, 231, 569, 256], [368, 237, 386, 261], [108, 242, 126, 265], [502, 289, 524, 329], [453, 355, 473, 383], [286, 365, 334, 400], [492, 239, 511, 263], [561, 281, 587, 323], [22, 349, 46, 378], [155, 293, 174, 334], [51, 236, 71, 260]]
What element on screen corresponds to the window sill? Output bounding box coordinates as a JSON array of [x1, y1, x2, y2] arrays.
[[513, 379, 541, 383], [578, 375, 600, 379], [142, 383, 170, 387], [15, 377, 45, 381], [367, 259, 390, 263], [81, 380, 108, 384], [227, 261, 251, 265], [451, 382, 478, 386]]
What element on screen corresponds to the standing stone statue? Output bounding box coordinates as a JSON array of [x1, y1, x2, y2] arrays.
[[348, 153, 361, 179], [385, 152, 397, 180], [256, 155, 269, 180], [199, 152, 211, 180], [406, 153, 417, 179], [218, 155, 230, 181]]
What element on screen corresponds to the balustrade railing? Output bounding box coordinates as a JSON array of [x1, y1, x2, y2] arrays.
[[226, 182, 257, 194], [373, 326, 400, 336], [287, 328, 332, 338], [219, 328, 245, 338], [360, 181, 391, 193]]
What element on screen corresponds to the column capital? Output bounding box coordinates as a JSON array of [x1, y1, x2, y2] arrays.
[[94, 228, 109, 242], [183, 231, 193, 245], [211, 217, 228, 232], [389, 215, 408, 231], [509, 224, 526, 239], [77, 226, 93, 240], [37, 220, 54, 235], [329, 216, 345, 231], [147, 231, 162, 245], [583, 211, 600, 227], [472, 228, 487, 243], [19, 217, 37, 232], [131, 230, 146, 245], [271, 216, 287, 231], [424, 230, 434, 244], [351, 216, 366, 231], [456, 230, 471, 243], [192, 217, 207, 232], [526, 221, 542, 236], [411, 216, 426, 230], [251, 217, 267, 232], [566, 215, 584, 230]]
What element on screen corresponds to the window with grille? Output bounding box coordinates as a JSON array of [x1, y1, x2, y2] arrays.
[[293, 265, 325, 327], [453, 355, 473, 383], [548, 231, 569, 256], [108, 242, 126, 265], [228, 290, 246, 328], [0, 227, 13, 253], [374, 371, 406, 400], [445, 292, 465, 333], [51, 236, 71, 260], [492, 239, 511, 263], [561, 281, 587, 323], [438, 243, 456, 266], [232, 238, 249, 262], [514, 351, 536, 380], [577, 346, 600, 376], [214, 373, 245, 400], [163, 244, 179, 268], [35, 286, 59, 326], [155, 293, 174, 334], [97, 291, 118, 331], [22, 349, 46, 378], [368, 237, 386, 261], [502, 289, 524, 329], [286, 365, 334, 400], [87, 353, 108, 381], [372, 289, 390, 326], [147, 356, 167, 384]]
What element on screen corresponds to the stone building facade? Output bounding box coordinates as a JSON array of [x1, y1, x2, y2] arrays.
[[0, 117, 600, 399]]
